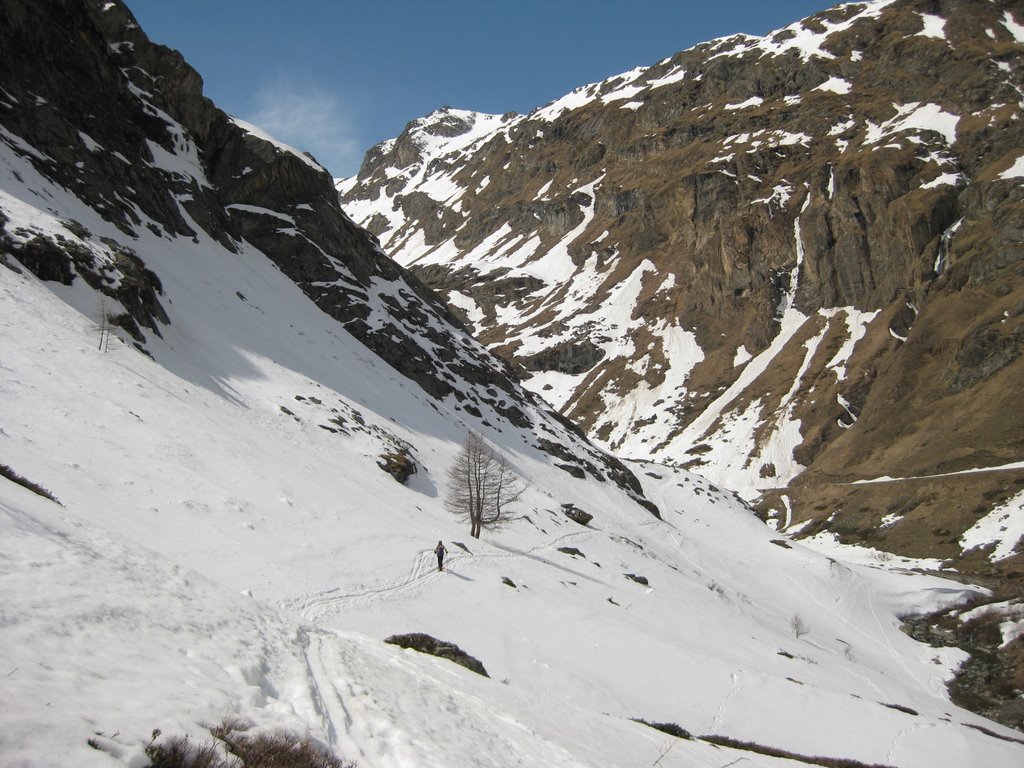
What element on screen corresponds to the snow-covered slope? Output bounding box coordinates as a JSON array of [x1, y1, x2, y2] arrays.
[[2, 1, 1024, 766], [4, 256, 1023, 767]]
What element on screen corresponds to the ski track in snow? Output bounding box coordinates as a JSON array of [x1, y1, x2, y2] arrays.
[[301, 629, 374, 765], [285, 529, 608, 621], [710, 671, 743, 732], [300, 628, 600, 768]]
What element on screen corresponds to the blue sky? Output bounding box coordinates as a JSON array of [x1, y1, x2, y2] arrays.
[[126, 1, 833, 177]]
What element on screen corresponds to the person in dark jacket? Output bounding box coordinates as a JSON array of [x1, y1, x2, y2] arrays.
[[434, 540, 447, 571]]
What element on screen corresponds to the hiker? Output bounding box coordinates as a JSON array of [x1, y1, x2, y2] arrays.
[[434, 540, 447, 571]]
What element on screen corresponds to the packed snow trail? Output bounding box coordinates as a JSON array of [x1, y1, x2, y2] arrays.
[[284, 549, 442, 618], [295, 624, 825, 768], [301, 628, 603, 768], [283, 530, 613, 621]]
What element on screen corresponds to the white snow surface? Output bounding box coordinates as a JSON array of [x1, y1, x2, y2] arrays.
[[724, 96, 764, 110], [917, 13, 948, 41], [3, 120, 1024, 768], [1000, 154, 1024, 180], [712, 0, 900, 63], [1004, 10, 1024, 44], [863, 102, 960, 146], [960, 489, 1024, 562], [815, 77, 853, 95]]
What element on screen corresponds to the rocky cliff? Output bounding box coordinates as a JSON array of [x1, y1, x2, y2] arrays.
[[339, 0, 1024, 584], [0, 0, 651, 506]]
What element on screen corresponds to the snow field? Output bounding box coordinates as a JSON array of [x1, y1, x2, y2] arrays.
[[3, 48, 1024, 767], [4, 227, 1023, 765]]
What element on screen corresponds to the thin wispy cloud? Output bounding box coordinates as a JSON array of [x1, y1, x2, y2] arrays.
[[245, 78, 363, 178]]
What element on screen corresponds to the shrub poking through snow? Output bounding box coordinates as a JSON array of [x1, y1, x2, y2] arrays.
[[143, 732, 223, 768], [385, 632, 489, 677], [210, 722, 354, 768], [0, 464, 60, 504], [630, 718, 693, 740], [791, 613, 810, 639], [701, 734, 892, 767], [139, 724, 356, 768]]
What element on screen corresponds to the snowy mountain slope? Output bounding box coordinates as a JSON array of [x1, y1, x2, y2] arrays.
[[0, 0, 645, 502], [0, 81, 640, 609], [338, 0, 1024, 583], [2, 0, 1024, 765], [3, 261, 1023, 766]]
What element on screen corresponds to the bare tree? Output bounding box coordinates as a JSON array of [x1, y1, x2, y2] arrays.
[[445, 431, 490, 537], [96, 293, 113, 353], [445, 432, 526, 538], [790, 613, 810, 639]]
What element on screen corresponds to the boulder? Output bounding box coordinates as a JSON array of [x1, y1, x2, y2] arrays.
[[561, 503, 593, 526], [377, 450, 417, 484], [557, 546, 586, 558]]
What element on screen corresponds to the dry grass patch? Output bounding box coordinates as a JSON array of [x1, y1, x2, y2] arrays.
[[135, 724, 356, 768], [0, 463, 60, 504]]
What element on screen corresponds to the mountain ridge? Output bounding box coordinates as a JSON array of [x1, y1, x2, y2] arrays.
[[338, 0, 1024, 587]]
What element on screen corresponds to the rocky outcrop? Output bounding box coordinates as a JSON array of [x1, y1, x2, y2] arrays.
[[904, 599, 1024, 732], [339, 0, 1024, 583], [561, 504, 593, 526], [377, 450, 417, 484]]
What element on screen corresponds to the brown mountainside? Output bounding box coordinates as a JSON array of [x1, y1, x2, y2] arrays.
[[340, 0, 1024, 587]]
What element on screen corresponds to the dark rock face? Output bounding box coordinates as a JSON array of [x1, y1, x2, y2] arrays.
[[520, 339, 606, 375], [384, 633, 489, 677], [561, 504, 593, 526], [340, 0, 1024, 585], [0, 0, 518, 415]]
